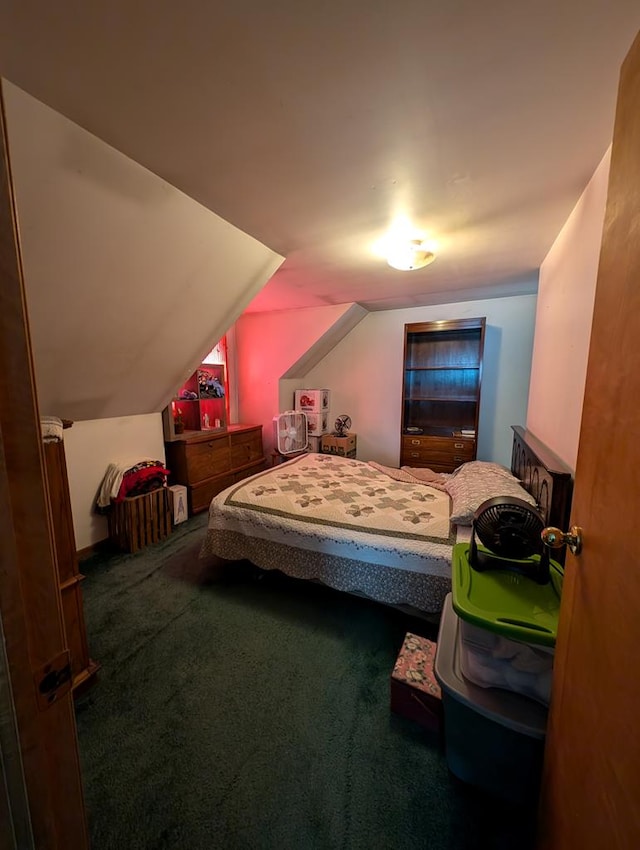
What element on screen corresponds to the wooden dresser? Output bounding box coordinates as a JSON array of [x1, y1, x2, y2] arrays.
[[43, 428, 100, 695], [164, 424, 265, 514]]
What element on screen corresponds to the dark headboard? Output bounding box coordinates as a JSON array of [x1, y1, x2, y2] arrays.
[[510, 426, 573, 539]]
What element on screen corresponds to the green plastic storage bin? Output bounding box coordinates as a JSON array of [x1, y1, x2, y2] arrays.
[[451, 542, 563, 647]]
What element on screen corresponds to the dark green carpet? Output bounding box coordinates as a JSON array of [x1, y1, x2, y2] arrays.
[[76, 514, 537, 850]]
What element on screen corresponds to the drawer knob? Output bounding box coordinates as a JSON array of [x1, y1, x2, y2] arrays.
[[454, 455, 465, 461], [411, 439, 421, 445], [410, 452, 419, 458], [454, 442, 464, 449]]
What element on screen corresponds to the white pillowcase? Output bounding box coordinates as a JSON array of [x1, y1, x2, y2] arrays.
[[444, 461, 538, 525]]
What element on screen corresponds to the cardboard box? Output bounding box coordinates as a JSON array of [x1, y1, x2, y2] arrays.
[[306, 411, 330, 436], [169, 484, 189, 525], [320, 433, 357, 458], [307, 436, 322, 453], [294, 389, 330, 413]]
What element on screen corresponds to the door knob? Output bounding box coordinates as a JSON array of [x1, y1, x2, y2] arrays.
[[541, 525, 583, 556]]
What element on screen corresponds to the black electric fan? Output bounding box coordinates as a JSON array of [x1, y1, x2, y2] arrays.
[[469, 496, 550, 584]]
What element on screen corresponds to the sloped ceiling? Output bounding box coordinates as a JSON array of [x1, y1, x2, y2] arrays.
[[4, 82, 283, 421], [1, 1, 640, 314]]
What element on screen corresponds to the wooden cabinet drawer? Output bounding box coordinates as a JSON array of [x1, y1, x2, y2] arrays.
[[403, 446, 436, 464], [234, 458, 267, 483], [185, 438, 231, 483], [402, 435, 475, 455], [230, 429, 263, 468], [190, 473, 236, 514], [403, 446, 473, 463], [401, 435, 476, 472], [403, 449, 472, 467]]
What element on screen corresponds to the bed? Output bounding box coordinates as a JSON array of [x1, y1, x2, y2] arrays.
[[200, 426, 573, 617]]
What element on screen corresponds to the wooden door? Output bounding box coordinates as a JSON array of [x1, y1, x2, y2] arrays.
[[537, 30, 640, 850], [0, 83, 89, 848]]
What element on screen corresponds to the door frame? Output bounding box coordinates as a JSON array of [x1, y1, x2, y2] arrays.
[[0, 80, 89, 849]]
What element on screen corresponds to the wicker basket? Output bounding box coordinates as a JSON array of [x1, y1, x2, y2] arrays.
[[108, 487, 172, 553]]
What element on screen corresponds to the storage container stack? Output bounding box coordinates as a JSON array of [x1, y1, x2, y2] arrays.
[[294, 389, 331, 452], [433, 542, 563, 805]]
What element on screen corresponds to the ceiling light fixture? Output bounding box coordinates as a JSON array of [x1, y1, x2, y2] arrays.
[[386, 239, 436, 271]]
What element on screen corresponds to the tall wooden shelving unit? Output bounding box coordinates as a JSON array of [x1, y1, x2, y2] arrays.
[[400, 317, 486, 472], [43, 423, 100, 694]]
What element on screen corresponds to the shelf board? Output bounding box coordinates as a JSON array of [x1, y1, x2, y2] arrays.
[[403, 426, 474, 437], [404, 365, 480, 371], [404, 396, 478, 402]]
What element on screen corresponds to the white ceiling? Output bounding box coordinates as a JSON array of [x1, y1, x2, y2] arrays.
[[2, 1, 639, 314]]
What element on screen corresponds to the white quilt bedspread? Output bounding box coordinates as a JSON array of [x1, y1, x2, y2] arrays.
[[206, 453, 456, 577]]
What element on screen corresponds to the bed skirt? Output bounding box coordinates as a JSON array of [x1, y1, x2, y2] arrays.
[[201, 528, 452, 615]]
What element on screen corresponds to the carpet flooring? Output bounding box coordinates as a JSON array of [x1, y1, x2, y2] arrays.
[[76, 514, 537, 850]]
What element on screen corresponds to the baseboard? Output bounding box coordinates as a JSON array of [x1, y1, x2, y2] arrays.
[[76, 537, 111, 561]]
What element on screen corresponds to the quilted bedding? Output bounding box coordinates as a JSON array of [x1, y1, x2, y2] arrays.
[[200, 453, 463, 613]]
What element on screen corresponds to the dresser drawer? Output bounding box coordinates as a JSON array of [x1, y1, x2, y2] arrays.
[[404, 446, 474, 463], [190, 473, 235, 514], [403, 450, 472, 470], [234, 458, 267, 483], [230, 428, 264, 468], [402, 435, 475, 455], [401, 435, 476, 471], [185, 438, 231, 484], [403, 446, 437, 464]]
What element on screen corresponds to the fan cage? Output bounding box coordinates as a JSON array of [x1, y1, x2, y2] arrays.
[[470, 496, 550, 584], [273, 411, 309, 455], [334, 414, 352, 436]]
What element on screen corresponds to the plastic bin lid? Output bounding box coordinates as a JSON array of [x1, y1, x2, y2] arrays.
[[451, 543, 562, 647], [434, 595, 548, 738]]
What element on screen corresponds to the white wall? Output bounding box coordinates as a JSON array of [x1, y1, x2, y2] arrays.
[[303, 295, 537, 468], [64, 414, 165, 551], [527, 149, 611, 470]]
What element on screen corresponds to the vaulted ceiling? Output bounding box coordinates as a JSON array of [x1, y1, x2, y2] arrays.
[[2, 1, 640, 315]]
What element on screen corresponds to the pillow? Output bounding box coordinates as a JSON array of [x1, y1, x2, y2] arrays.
[[444, 461, 538, 525], [448, 460, 517, 481]]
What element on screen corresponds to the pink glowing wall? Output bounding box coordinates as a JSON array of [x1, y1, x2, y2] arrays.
[[234, 304, 360, 455]]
